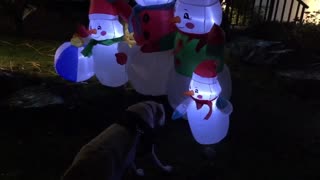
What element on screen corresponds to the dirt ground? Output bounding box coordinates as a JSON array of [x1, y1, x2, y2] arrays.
[[1, 3, 320, 180]]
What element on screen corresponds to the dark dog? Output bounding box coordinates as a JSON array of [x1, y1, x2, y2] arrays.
[[62, 101, 172, 180]]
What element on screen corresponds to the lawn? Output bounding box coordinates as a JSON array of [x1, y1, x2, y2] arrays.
[[0, 36, 59, 77]]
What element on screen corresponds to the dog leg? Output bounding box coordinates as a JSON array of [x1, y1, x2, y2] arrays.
[[131, 162, 144, 176], [151, 144, 173, 173]]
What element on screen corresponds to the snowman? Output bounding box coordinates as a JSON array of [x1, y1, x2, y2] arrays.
[[55, 0, 130, 87], [172, 60, 233, 145], [167, 0, 232, 111], [124, 0, 177, 96], [55, 0, 131, 87]]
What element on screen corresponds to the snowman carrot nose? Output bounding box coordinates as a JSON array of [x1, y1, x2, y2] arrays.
[[170, 16, 181, 24], [184, 90, 194, 96], [88, 29, 97, 35]]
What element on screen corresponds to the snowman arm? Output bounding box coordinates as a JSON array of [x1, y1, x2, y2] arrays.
[[115, 52, 128, 65], [71, 24, 92, 47], [172, 98, 191, 120], [216, 97, 233, 115]]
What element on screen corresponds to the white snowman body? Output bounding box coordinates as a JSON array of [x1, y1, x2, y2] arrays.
[[127, 47, 174, 95], [186, 97, 232, 145], [167, 0, 232, 109], [125, 0, 175, 96], [168, 65, 232, 109], [91, 42, 128, 87], [87, 1, 129, 87], [173, 60, 233, 145]]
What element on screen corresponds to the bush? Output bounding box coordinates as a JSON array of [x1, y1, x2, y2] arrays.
[[288, 22, 320, 52]]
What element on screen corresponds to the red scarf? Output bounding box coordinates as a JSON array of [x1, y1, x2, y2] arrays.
[[190, 96, 216, 120]]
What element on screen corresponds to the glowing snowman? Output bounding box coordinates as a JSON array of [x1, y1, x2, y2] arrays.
[[125, 0, 177, 96], [167, 0, 232, 111], [172, 60, 233, 145], [79, 0, 129, 87]]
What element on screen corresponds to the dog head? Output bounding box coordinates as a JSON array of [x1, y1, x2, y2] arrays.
[[126, 101, 165, 129]]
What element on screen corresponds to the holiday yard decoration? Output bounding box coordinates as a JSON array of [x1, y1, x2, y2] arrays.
[[172, 60, 233, 145], [54, 0, 132, 87], [167, 0, 232, 111], [123, 0, 177, 96]]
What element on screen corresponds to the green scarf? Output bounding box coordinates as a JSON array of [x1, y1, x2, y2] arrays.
[[81, 36, 124, 57]]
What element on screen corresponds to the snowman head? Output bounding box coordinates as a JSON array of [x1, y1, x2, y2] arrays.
[[135, 0, 174, 6], [88, 0, 124, 40], [173, 0, 222, 34], [89, 19, 123, 40], [188, 60, 221, 101]]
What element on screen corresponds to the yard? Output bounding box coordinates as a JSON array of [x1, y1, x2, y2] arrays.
[[0, 1, 320, 180]]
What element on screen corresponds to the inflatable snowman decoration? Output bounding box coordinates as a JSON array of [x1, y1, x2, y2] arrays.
[[85, 0, 129, 87], [125, 0, 177, 96], [172, 60, 233, 145], [55, 0, 130, 87], [167, 0, 232, 110]]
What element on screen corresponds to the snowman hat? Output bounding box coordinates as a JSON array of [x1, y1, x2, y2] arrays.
[[89, 0, 119, 20], [192, 60, 218, 84], [178, 0, 220, 6]]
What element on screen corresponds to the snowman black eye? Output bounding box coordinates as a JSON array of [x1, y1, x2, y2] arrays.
[[195, 89, 198, 93], [183, 13, 190, 19], [97, 26, 101, 30]]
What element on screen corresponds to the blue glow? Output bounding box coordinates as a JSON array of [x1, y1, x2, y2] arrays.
[[55, 45, 78, 82]]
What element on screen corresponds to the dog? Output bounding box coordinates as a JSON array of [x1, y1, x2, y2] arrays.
[[62, 101, 172, 180]]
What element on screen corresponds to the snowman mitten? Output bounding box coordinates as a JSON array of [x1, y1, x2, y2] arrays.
[[171, 110, 184, 120], [115, 52, 128, 65], [216, 97, 228, 110]]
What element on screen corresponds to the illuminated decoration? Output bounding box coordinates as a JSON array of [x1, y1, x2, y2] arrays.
[[54, 42, 95, 82], [167, 0, 232, 110], [55, 0, 131, 87], [173, 0, 223, 35], [84, 0, 129, 87], [124, 0, 177, 96], [172, 60, 233, 145]]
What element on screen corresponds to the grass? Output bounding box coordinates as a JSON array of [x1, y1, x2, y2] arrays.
[[0, 36, 61, 77]]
